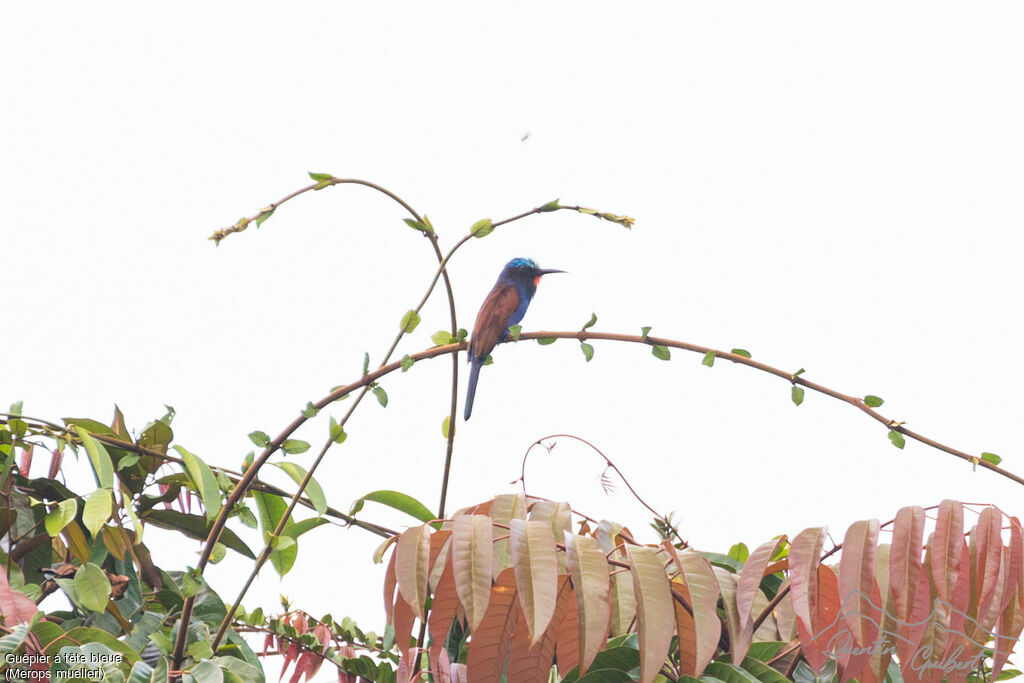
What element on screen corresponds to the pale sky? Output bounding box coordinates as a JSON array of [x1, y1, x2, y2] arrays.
[[4, 3, 1023, 680]]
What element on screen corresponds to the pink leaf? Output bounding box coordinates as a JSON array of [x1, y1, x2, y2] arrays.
[[0, 570, 39, 626]]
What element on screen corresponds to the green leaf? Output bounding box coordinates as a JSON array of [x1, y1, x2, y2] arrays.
[[539, 199, 560, 212], [175, 445, 221, 523], [74, 562, 111, 612], [301, 402, 319, 418], [144, 509, 256, 559], [421, 215, 435, 234], [83, 488, 113, 538], [536, 337, 556, 345], [730, 348, 752, 359], [116, 454, 140, 470], [400, 309, 421, 333], [888, 430, 906, 449], [349, 490, 434, 524], [282, 517, 328, 541], [188, 644, 216, 665], [236, 505, 258, 529], [248, 431, 270, 448], [651, 345, 670, 361], [254, 209, 274, 228], [362, 352, 370, 375], [864, 395, 884, 408], [509, 324, 522, 341], [582, 313, 597, 330], [981, 452, 1003, 465], [441, 416, 453, 440], [76, 428, 114, 489], [403, 218, 429, 234], [329, 417, 347, 444], [8, 400, 23, 415], [470, 218, 494, 238], [281, 439, 310, 455], [581, 342, 594, 362], [702, 350, 716, 367], [253, 492, 296, 576], [640, 326, 651, 341], [728, 542, 750, 562], [242, 452, 254, 470], [792, 368, 806, 379], [209, 542, 226, 564], [271, 535, 296, 553], [273, 462, 327, 516], [372, 386, 388, 407], [400, 355, 414, 372], [431, 330, 454, 346], [307, 171, 333, 182], [457, 328, 469, 341], [791, 386, 805, 406], [45, 498, 78, 537]]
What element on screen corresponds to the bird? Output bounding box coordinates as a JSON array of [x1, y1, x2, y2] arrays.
[[464, 257, 565, 420]]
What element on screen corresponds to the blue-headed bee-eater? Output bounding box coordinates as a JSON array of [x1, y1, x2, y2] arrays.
[[464, 258, 565, 420]]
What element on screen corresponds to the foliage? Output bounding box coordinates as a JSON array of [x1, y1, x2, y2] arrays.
[[4, 175, 1023, 683], [382, 495, 1024, 682]]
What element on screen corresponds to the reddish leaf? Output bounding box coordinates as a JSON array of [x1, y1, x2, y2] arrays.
[[836, 519, 880, 680], [383, 544, 398, 626], [890, 505, 925, 623], [973, 507, 1003, 628], [279, 642, 300, 682], [554, 588, 580, 677], [665, 545, 720, 677], [313, 623, 331, 650], [289, 651, 315, 683], [789, 526, 826, 639], [563, 533, 611, 675], [451, 515, 493, 631], [931, 500, 965, 606], [629, 546, 674, 683], [795, 565, 841, 672], [466, 567, 520, 682], [393, 588, 417, 658], [672, 578, 698, 676], [47, 448, 63, 480], [0, 569, 39, 625], [428, 554, 461, 674], [993, 522, 1024, 678], [336, 646, 357, 683], [509, 519, 558, 646], [429, 529, 453, 591], [19, 444, 33, 476], [733, 536, 786, 663], [449, 663, 469, 683], [489, 494, 527, 579], [506, 575, 571, 683], [396, 525, 431, 619]]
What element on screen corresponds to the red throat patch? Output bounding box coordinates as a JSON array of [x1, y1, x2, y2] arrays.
[[533, 276, 541, 287]]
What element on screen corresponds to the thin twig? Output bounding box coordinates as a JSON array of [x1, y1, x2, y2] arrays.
[[517, 433, 688, 548]]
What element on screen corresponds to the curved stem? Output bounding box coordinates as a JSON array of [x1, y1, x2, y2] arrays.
[[175, 178, 447, 669], [518, 433, 666, 521], [201, 197, 570, 655]]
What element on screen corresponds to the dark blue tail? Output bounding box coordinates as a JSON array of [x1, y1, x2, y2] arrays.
[[464, 359, 482, 420]]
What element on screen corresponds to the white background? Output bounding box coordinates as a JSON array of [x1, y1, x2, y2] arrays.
[[4, 3, 1023, 680]]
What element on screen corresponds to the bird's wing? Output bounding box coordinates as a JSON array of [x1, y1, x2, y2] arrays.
[[469, 283, 520, 361]]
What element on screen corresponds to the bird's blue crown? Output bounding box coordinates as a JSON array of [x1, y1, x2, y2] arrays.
[[506, 257, 538, 271]]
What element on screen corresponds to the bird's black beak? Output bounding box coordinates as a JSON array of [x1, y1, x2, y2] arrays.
[[537, 268, 566, 276]]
